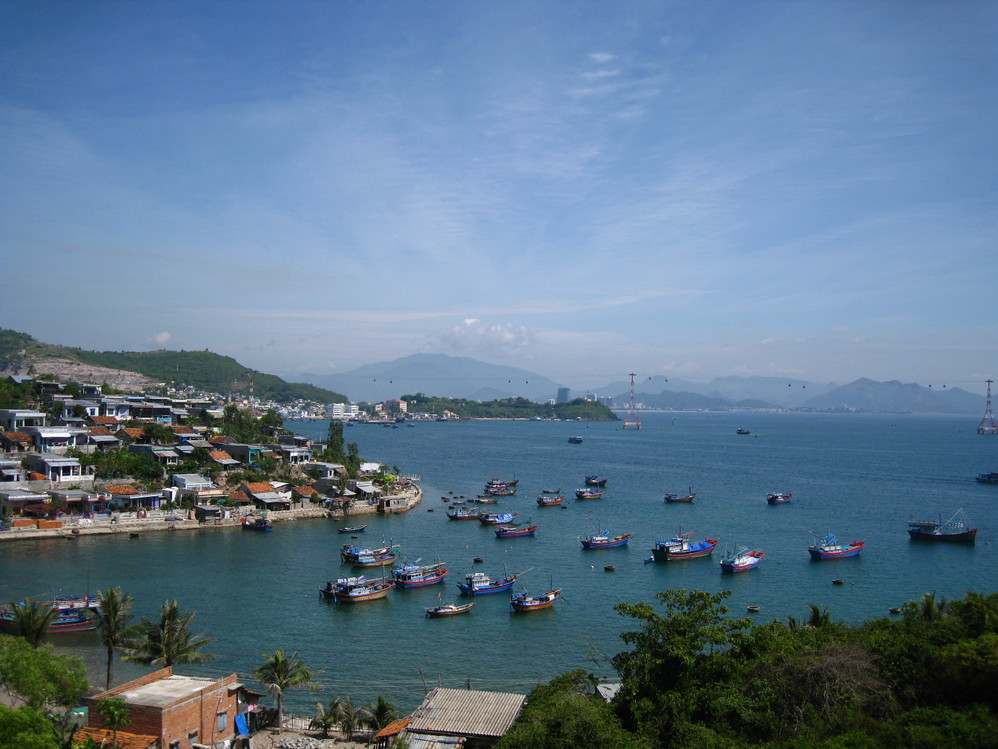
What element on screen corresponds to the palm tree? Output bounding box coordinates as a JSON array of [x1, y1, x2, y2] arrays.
[[253, 650, 320, 734], [122, 600, 215, 667], [362, 695, 401, 738], [805, 603, 831, 628], [309, 697, 342, 738], [7, 601, 58, 648], [95, 587, 138, 690], [337, 696, 362, 741]]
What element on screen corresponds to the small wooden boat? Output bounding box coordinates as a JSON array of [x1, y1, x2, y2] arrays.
[[241, 517, 273, 532], [737, 428, 751, 435], [746, 605, 761, 612], [832, 579, 845, 585], [457, 571, 518, 596], [473, 557, 485, 563], [536, 495, 564, 507], [650, 528, 717, 561], [479, 512, 517, 525], [907, 509, 977, 543], [568, 436, 584, 444], [766, 492, 794, 504], [541, 488, 561, 494], [603, 565, 616, 572], [584, 475, 608, 487], [129, 532, 140, 538], [719, 546, 764, 572], [337, 524, 368, 534], [495, 524, 537, 538], [581, 530, 631, 549], [393, 561, 448, 588], [320, 576, 394, 603], [575, 488, 604, 500], [808, 533, 864, 560], [425, 602, 475, 617], [471, 496, 500, 504], [511, 588, 561, 612], [664, 489, 696, 503]]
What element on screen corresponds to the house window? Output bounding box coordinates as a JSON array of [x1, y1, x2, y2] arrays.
[[169, 743, 180, 749], [188, 732, 198, 747], [217, 711, 227, 732]]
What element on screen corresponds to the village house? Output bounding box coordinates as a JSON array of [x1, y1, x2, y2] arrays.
[[0, 408, 47, 431], [24, 424, 89, 452], [0, 459, 25, 484], [208, 449, 240, 471], [238, 481, 292, 511], [400, 687, 525, 749], [0, 431, 33, 453], [219, 443, 274, 467], [87, 425, 122, 452], [127, 443, 180, 467], [104, 484, 164, 511], [82, 666, 259, 749], [24, 454, 91, 485], [0, 489, 51, 517], [50, 488, 102, 514]]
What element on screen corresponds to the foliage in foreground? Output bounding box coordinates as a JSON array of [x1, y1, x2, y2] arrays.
[[501, 589, 998, 749]]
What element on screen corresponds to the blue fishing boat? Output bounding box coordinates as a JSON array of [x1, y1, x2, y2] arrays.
[[807, 533, 864, 560], [650, 528, 717, 561], [719, 546, 764, 572], [340, 543, 399, 567], [479, 512, 517, 525], [580, 529, 631, 549], [495, 524, 537, 538], [320, 576, 394, 603], [393, 561, 449, 588], [456, 571, 518, 596], [241, 517, 273, 532]]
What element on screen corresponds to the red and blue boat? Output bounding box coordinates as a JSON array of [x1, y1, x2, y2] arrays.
[[575, 488, 604, 500], [446, 508, 481, 520], [340, 543, 399, 567], [241, 517, 273, 531], [580, 529, 631, 549], [664, 489, 696, 503], [0, 599, 99, 635], [456, 571, 518, 596], [719, 546, 764, 572], [495, 524, 537, 538], [807, 533, 864, 560], [393, 561, 449, 588], [584, 475, 608, 487], [766, 492, 794, 504], [536, 495, 564, 507], [650, 529, 717, 561]]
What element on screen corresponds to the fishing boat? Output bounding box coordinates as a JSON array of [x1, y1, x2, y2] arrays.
[[575, 488, 604, 500], [425, 602, 475, 617], [340, 543, 399, 567], [471, 496, 500, 504], [584, 475, 608, 487], [456, 571, 518, 596], [907, 510, 977, 543], [320, 576, 394, 603], [337, 524, 367, 534], [664, 489, 696, 503], [580, 529, 632, 549], [393, 561, 449, 588], [808, 533, 864, 560], [766, 492, 794, 504], [446, 508, 482, 520], [511, 588, 561, 612], [484, 478, 519, 493], [484, 486, 517, 496], [568, 436, 584, 444], [736, 428, 751, 435], [650, 529, 718, 561], [536, 495, 564, 507], [976, 472, 998, 484], [719, 546, 764, 572], [479, 512, 517, 525], [0, 601, 98, 635], [494, 524, 537, 538], [241, 517, 273, 532], [541, 488, 561, 494]]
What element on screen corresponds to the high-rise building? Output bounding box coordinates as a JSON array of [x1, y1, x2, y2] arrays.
[[555, 387, 571, 403]]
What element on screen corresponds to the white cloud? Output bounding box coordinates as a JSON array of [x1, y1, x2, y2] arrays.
[[151, 331, 172, 346], [589, 52, 615, 64], [441, 320, 536, 355]]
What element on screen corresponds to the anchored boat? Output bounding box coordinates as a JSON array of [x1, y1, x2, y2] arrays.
[[808, 533, 864, 560]]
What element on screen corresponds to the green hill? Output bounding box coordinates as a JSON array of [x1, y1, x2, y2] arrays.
[[0, 328, 348, 404]]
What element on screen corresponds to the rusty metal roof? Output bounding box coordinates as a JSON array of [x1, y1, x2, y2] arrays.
[[406, 687, 525, 739]]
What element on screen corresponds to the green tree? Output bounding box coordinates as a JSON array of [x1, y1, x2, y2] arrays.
[[362, 695, 401, 736], [336, 696, 362, 740], [253, 650, 320, 734], [0, 703, 60, 749], [310, 697, 342, 738], [143, 422, 176, 445], [323, 419, 346, 463], [96, 696, 131, 748], [6, 601, 58, 648], [95, 587, 139, 690], [122, 600, 214, 667]]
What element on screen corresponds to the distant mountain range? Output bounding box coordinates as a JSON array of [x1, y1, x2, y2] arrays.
[[298, 355, 985, 415]]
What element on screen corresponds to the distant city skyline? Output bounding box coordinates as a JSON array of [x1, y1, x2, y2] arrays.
[[1, 2, 995, 393]]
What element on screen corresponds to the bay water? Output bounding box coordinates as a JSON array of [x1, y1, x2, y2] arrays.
[[2, 412, 996, 712]]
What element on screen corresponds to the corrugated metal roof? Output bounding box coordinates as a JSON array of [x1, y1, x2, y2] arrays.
[[406, 687, 525, 739]]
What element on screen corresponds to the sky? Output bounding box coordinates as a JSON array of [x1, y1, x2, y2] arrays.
[[1, 1, 996, 393]]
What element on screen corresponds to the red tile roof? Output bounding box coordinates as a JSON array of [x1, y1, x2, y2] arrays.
[[120, 427, 145, 438], [228, 490, 250, 503], [375, 717, 411, 739], [88, 426, 115, 437], [1, 431, 32, 442], [293, 485, 318, 496], [210, 435, 236, 444], [27, 472, 47, 481], [91, 416, 119, 425], [209, 450, 234, 461], [171, 425, 196, 435], [244, 482, 275, 494]]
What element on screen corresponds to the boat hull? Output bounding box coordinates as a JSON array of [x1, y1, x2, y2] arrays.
[[457, 577, 517, 596], [511, 589, 561, 612], [808, 542, 864, 559], [581, 533, 631, 549], [907, 528, 977, 543], [664, 494, 695, 503], [495, 525, 537, 538], [425, 603, 474, 617], [651, 538, 717, 561]]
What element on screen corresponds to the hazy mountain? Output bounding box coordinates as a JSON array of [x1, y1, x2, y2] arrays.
[[595, 375, 837, 408], [801, 379, 983, 414], [299, 354, 563, 403]]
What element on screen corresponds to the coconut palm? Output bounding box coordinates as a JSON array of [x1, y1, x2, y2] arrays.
[[310, 697, 342, 738], [7, 601, 58, 648], [362, 695, 401, 738], [253, 650, 320, 734], [122, 600, 215, 667], [805, 603, 831, 628], [95, 587, 139, 690], [336, 696, 362, 740]]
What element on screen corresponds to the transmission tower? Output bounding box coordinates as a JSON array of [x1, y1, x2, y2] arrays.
[[979, 379, 998, 435], [245, 370, 257, 406], [622, 373, 642, 430]]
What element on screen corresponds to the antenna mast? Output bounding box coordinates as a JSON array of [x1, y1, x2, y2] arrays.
[[622, 373, 642, 430], [979, 379, 998, 435]]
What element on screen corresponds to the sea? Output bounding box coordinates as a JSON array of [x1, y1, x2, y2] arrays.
[[2, 412, 996, 713]]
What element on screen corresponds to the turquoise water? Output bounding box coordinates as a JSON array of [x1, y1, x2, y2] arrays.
[[2, 412, 996, 712]]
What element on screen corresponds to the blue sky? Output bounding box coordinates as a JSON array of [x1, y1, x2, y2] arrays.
[[2, 1, 995, 392]]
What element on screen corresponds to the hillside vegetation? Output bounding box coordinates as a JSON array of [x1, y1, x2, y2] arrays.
[[0, 328, 347, 404], [399, 393, 618, 420]]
